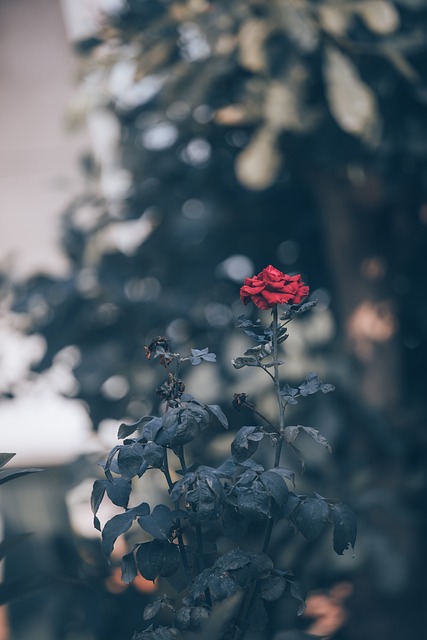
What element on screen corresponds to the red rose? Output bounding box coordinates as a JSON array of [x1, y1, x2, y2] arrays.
[[240, 265, 309, 310]]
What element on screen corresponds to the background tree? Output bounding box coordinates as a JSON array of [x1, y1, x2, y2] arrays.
[[7, 1, 427, 638]]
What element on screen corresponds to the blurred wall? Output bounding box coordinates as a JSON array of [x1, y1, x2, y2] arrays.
[[0, 0, 87, 279]]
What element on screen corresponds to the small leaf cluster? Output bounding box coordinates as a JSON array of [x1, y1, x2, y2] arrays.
[[92, 305, 356, 639]]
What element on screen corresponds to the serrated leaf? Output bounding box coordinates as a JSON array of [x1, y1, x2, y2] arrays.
[[285, 425, 332, 453], [231, 355, 260, 369], [206, 404, 228, 429], [292, 497, 329, 541], [300, 426, 332, 453], [283, 426, 300, 444], [332, 503, 357, 555], [102, 502, 150, 557], [175, 606, 192, 630]]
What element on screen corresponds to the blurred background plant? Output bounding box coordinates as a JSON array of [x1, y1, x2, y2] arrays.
[[1, 0, 427, 639]]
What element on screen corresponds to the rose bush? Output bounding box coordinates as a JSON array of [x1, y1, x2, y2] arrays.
[[240, 265, 310, 310]]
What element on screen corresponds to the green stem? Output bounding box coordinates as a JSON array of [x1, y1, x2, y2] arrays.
[[242, 401, 280, 435], [234, 306, 286, 639], [163, 449, 192, 586], [178, 447, 212, 608], [272, 305, 286, 434]]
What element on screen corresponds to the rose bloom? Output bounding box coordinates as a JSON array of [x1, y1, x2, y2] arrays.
[[240, 265, 309, 310]]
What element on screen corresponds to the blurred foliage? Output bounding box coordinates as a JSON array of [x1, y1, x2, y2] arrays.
[[5, 0, 427, 638]]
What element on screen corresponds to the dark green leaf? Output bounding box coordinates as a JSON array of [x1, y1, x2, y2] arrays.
[[138, 504, 175, 540], [280, 300, 317, 320], [175, 606, 192, 630], [121, 548, 138, 584], [284, 425, 332, 452], [259, 574, 287, 601], [102, 502, 150, 557], [283, 426, 300, 444], [268, 466, 295, 487], [214, 548, 252, 572], [281, 493, 300, 519], [260, 470, 289, 506], [206, 404, 228, 429], [298, 372, 321, 396], [103, 445, 121, 482], [104, 477, 132, 509], [118, 417, 144, 440], [191, 347, 209, 357], [190, 606, 209, 627], [136, 540, 180, 581], [215, 457, 236, 477], [118, 442, 145, 479], [238, 459, 264, 472], [133, 625, 181, 640], [143, 442, 165, 468], [170, 472, 196, 503], [231, 355, 260, 369], [143, 417, 164, 442], [231, 426, 263, 462], [281, 384, 299, 404], [292, 497, 329, 541], [300, 426, 332, 452], [143, 596, 166, 621], [91, 479, 106, 531], [321, 383, 335, 393], [236, 485, 270, 520], [332, 503, 357, 555], [0, 467, 42, 486], [206, 573, 238, 602]]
